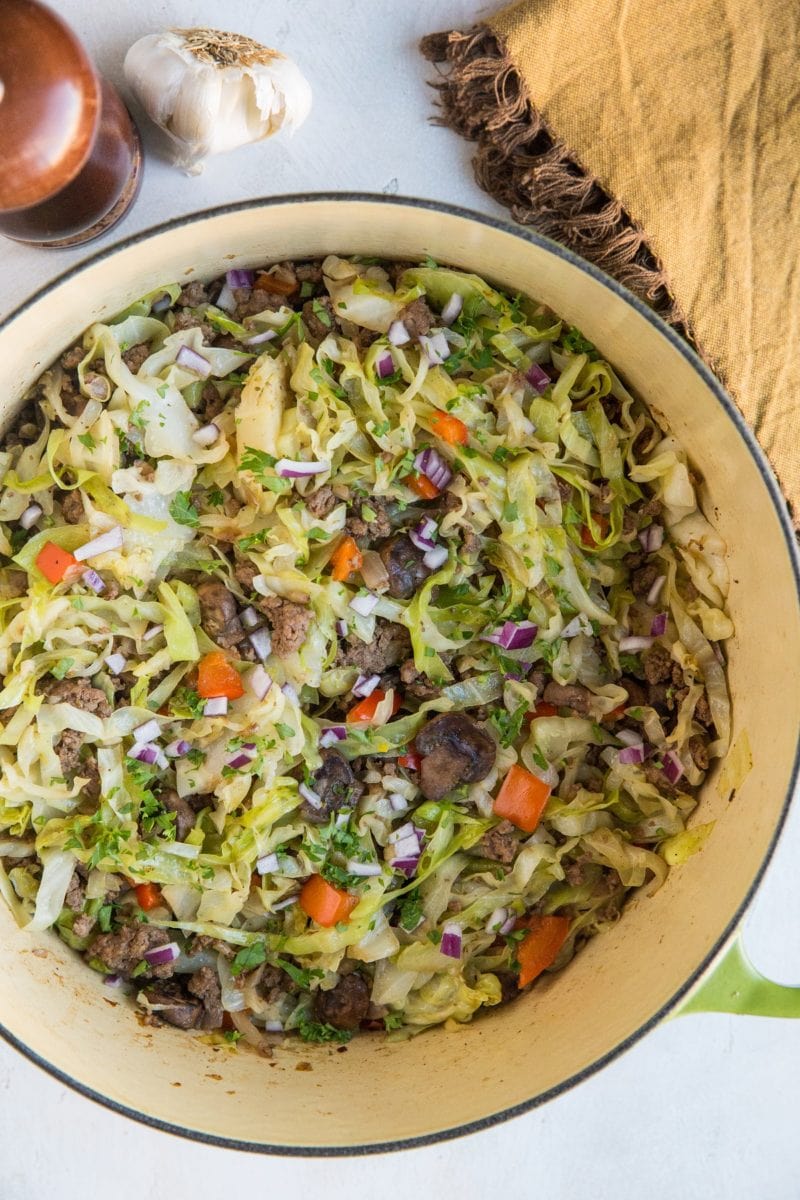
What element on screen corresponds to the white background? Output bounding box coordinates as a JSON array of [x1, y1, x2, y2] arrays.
[[1, 2, 798, 1196]]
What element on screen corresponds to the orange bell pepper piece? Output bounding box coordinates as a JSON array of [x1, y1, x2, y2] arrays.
[[493, 763, 552, 834], [330, 535, 363, 582], [197, 650, 245, 700], [516, 915, 570, 988], [254, 271, 297, 296], [430, 411, 468, 446], [35, 541, 78, 584], [135, 882, 162, 912], [346, 689, 401, 725], [404, 473, 440, 500], [580, 512, 610, 548], [299, 875, 358, 927]]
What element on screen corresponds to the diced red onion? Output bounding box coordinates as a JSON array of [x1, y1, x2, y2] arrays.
[[335, 618, 348, 638], [129, 743, 159, 766], [499, 913, 517, 935], [662, 750, 684, 784], [525, 362, 551, 393], [272, 895, 298, 912], [82, 568, 105, 593], [345, 860, 383, 877], [228, 751, 256, 770], [392, 856, 420, 877], [203, 696, 228, 717], [226, 269, 255, 289], [441, 293, 463, 325], [619, 635, 654, 653], [353, 672, 381, 699], [241, 606, 260, 630], [262, 1019, 285, 1033], [256, 852, 279, 875], [165, 739, 190, 758], [618, 743, 646, 765], [481, 620, 539, 651], [419, 331, 451, 366], [281, 682, 299, 705], [423, 545, 448, 571], [246, 664, 272, 700], [388, 821, 416, 845], [142, 624, 164, 642], [486, 906, 509, 933], [74, 525, 123, 562], [650, 611, 668, 637], [376, 352, 395, 379], [390, 835, 422, 860], [349, 592, 379, 617], [104, 652, 127, 674], [176, 344, 213, 378], [640, 523, 664, 553], [617, 728, 644, 747], [275, 458, 329, 478], [241, 328, 276, 347], [299, 782, 322, 809], [216, 283, 237, 313], [319, 726, 347, 748], [413, 447, 452, 491], [133, 718, 160, 744], [248, 627, 272, 661], [388, 320, 410, 346], [151, 294, 171, 313], [440, 922, 462, 959], [19, 503, 42, 530], [103, 973, 123, 987], [409, 517, 438, 553], [387, 792, 408, 813], [647, 575, 666, 606], [192, 423, 220, 447], [144, 941, 180, 966]]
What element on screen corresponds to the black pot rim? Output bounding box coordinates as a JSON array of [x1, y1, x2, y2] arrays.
[[1, 191, 798, 1157]]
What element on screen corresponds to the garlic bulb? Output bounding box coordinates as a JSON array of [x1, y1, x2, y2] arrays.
[[124, 27, 312, 172]]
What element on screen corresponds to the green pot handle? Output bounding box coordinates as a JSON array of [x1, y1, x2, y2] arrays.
[[677, 934, 800, 1018]]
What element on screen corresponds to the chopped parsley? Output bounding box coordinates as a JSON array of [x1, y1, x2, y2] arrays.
[[230, 941, 267, 977], [276, 959, 325, 989], [489, 701, 529, 748], [297, 1016, 353, 1045], [51, 658, 75, 680], [398, 888, 424, 932], [77, 432, 97, 451], [169, 491, 199, 527]]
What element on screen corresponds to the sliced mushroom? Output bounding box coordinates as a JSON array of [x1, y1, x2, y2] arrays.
[[378, 534, 430, 600], [415, 713, 496, 802], [304, 750, 363, 822]]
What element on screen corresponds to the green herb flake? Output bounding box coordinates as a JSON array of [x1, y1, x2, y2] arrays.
[[51, 658, 75, 680], [77, 432, 97, 451], [230, 941, 267, 977], [169, 491, 200, 528], [297, 1016, 353, 1044]]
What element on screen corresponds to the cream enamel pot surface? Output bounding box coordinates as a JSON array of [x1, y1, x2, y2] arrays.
[[1, 196, 799, 1154]]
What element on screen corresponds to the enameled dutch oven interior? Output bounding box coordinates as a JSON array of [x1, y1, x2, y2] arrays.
[[0, 197, 798, 1154]]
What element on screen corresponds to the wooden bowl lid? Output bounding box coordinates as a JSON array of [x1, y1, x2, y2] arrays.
[[0, 0, 101, 212]]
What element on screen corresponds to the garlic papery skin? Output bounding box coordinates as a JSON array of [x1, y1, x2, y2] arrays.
[[124, 27, 312, 173]]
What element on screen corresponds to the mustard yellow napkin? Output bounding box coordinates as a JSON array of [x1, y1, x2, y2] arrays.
[[423, 0, 800, 516]]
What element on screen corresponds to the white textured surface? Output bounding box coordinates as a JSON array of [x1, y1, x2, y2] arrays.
[[1, 2, 798, 1195]]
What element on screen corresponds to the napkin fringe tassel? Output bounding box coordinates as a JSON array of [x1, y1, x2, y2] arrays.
[[420, 27, 693, 344]]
